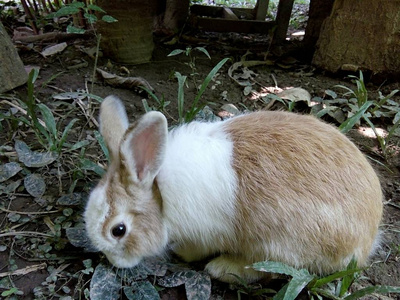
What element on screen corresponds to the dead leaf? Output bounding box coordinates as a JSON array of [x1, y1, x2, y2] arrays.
[[277, 87, 312, 105], [41, 42, 68, 57], [228, 60, 273, 86], [96, 68, 154, 92]]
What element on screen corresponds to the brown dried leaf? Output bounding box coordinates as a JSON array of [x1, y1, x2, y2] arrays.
[[96, 68, 154, 92]]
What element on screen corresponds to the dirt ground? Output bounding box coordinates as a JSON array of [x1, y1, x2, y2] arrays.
[[1, 28, 400, 299]]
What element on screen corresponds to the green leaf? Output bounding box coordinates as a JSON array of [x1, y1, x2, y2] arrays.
[[142, 99, 153, 113], [175, 72, 187, 123], [57, 193, 85, 206], [101, 15, 118, 23], [80, 158, 105, 176], [284, 270, 315, 300], [87, 4, 106, 13], [15, 140, 58, 168], [251, 261, 302, 278], [67, 24, 86, 34], [339, 101, 374, 133], [69, 139, 90, 151], [194, 47, 211, 59], [0, 162, 22, 183], [29, 68, 40, 84], [158, 271, 191, 288], [325, 89, 337, 99], [59, 118, 78, 150], [312, 268, 361, 289], [63, 208, 74, 217], [1, 287, 19, 297], [344, 285, 400, 300], [273, 282, 289, 300], [69, 1, 85, 8], [53, 5, 80, 17], [186, 58, 229, 122], [339, 258, 358, 297], [124, 281, 160, 300], [90, 264, 120, 299], [24, 173, 46, 197], [37, 103, 57, 139], [84, 12, 97, 24], [94, 130, 109, 162], [185, 271, 211, 300], [167, 49, 186, 57], [65, 227, 97, 252]]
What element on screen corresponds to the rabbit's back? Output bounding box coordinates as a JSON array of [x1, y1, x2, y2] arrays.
[[224, 111, 383, 273]]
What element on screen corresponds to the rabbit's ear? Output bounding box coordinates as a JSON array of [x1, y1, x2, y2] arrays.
[[120, 111, 168, 187], [99, 96, 129, 161]]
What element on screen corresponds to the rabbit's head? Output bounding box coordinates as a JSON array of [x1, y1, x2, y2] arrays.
[[84, 96, 168, 268]]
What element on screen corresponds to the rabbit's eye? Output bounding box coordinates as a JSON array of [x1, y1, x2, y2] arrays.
[[111, 223, 126, 238]]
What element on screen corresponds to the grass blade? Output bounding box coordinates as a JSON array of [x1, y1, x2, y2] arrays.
[[94, 130, 109, 162], [175, 72, 187, 124], [344, 285, 400, 300], [59, 118, 78, 150], [194, 47, 211, 59], [312, 268, 361, 289], [339, 100, 373, 133], [192, 58, 229, 111], [251, 261, 301, 278], [38, 103, 57, 138]]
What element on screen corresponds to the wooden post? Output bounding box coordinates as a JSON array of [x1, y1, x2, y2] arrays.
[[255, 0, 269, 20], [273, 0, 295, 43], [0, 22, 27, 93]]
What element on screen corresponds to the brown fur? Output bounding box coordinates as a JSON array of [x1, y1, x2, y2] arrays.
[[223, 111, 382, 274]]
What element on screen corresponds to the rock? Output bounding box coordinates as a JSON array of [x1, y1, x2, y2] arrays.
[[0, 22, 27, 93]]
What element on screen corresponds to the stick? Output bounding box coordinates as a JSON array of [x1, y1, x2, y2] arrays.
[[0, 263, 47, 278]]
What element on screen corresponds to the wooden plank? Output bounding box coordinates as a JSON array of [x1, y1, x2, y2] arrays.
[[190, 5, 255, 20], [222, 7, 239, 20], [192, 16, 276, 34], [255, 0, 270, 20]]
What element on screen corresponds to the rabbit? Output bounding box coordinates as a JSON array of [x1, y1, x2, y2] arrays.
[[84, 95, 383, 283]]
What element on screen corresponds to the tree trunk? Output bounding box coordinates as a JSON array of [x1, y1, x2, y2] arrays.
[[312, 0, 400, 77], [96, 0, 158, 65], [0, 22, 27, 93]]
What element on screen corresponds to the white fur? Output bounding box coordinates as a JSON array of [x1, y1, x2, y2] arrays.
[[84, 185, 111, 251], [157, 121, 238, 255]]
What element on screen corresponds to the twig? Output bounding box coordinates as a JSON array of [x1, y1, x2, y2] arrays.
[[0, 231, 54, 238], [0, 262, 47, 278], [13, 31, 93, 43], [0, 100, 46, 127], [0, 207, 60, 215]]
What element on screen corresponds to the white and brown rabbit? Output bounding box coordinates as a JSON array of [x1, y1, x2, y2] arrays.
[[84, 95, 383, 283]]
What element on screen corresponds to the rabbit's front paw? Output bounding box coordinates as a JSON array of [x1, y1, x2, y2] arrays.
[[205, 255, 265, 283]]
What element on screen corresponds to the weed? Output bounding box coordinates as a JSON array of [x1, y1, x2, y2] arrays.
[[333, 71, 399, 157], [143, 57, 230, 124], [249, 259, 400, 300], [168, 46, 211, 90], [1, 69, 79, 153], [47, 2, 117, 94]]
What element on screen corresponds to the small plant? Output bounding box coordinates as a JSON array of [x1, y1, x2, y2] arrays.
[[47, 1, 117, 34], [332, 71, 400, 157], [0, 69, 79, 153], [143, 57, 230, 124], [168, 46, 211, 90], [249, 260, 400, 300], [47, 2, 117, 94]]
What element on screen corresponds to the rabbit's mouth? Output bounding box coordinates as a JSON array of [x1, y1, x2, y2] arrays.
[[103, 250, 141, 269]]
